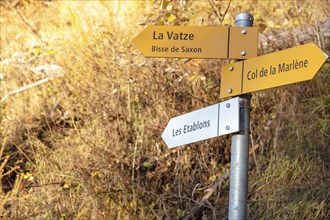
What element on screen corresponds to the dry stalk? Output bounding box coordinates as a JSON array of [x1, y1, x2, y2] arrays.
[[1, 75, 64, 103], [184, 141, 262, 219], [183, 168, 230, 220]]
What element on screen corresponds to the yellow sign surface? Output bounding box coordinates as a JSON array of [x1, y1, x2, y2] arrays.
[[132, 26, 258, 59], [220, 43, 329, 98]]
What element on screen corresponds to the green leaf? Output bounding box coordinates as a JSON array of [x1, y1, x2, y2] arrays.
[[168, 14, 176, 22], [177, 209, 185, 217], [209, 175, 216, 182], [143, 161, 150, 167]]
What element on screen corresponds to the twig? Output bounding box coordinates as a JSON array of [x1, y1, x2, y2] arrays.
[[208, 0, 231, 25], [1, 77, 50, 103], [49, 99, 62, 119], [208, 0, 222, 25], [221, 0, 232, 25], [147, 191, 215, 210], [16, 10, 40, 37], [183, 169, 230, 220], [184, 140, 261, 220], [249, 125, 261, 175]]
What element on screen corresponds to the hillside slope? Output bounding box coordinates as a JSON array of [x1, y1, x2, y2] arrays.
[[1, 1, 329, 219]]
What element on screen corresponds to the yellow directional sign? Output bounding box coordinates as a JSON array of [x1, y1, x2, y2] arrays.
[[132, 26, 258, 59], [220, 43, 329, 98]]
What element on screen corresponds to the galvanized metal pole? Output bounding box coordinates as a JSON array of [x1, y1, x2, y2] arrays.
[[228, 13, 254, 220]]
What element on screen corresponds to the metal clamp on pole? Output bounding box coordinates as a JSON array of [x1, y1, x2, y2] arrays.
[[228, 13, 253, 220]]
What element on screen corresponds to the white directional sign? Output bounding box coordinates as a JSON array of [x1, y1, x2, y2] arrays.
[[162, 97, 240, 148]]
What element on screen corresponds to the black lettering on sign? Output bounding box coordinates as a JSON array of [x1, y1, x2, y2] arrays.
[[172, 128, 182, 137], [247, 70, 257, 80], [167, 32, 195, 40], [181, 46, 202, 53], [183, 120, 211, 134], [153, 31, 163, 40], [152, 46, 169, 52], [270, 65, 276, 75], [278, 59, 308, 73]]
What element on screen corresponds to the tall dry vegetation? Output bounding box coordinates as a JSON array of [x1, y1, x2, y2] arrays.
[[0, 0, 329, 219]]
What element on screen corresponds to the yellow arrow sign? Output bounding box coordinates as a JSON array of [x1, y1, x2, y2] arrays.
[[132, 26, 258, 59], [220, 43, 329, 98]]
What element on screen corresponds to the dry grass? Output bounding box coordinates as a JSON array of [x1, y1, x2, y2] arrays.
[[1, 0, 329, 219]]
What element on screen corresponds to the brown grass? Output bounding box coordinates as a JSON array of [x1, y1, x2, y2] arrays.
[[1, 0, 329, 219]]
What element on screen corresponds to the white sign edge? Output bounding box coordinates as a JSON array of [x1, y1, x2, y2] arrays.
[[162, 97, 240, 149]]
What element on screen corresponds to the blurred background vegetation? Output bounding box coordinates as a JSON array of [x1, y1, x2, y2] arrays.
[[0, 0, 329, 219]]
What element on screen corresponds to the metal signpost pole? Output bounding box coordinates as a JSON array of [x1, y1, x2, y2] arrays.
[[136, 10, 328, 220], [228, 13, 254, 220]]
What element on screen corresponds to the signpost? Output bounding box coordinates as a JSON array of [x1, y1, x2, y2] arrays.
[[132, 26, 258, 59], [221, 42, 329, 98], [162, 97, 239, 148], [228, 13, 253, 220], [132, 13, 329, 219]]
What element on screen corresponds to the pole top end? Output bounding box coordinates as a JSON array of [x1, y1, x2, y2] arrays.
[[236, 13, 254, 22], [235, 13, 254, 27]]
